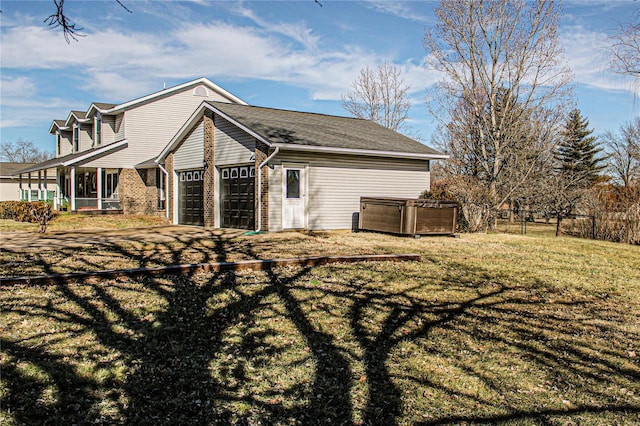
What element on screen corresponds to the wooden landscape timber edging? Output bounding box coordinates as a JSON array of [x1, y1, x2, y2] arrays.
[[0, 254, 421, 286]]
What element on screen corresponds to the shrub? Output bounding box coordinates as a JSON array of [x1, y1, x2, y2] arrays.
[[0, 201, 57, 232]]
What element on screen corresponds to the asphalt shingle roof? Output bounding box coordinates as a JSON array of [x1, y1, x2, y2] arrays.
[[1, 162, 36, 178], [92, 102, 117, 110], [12, 140, 127, 175], [207, 101, 443, 156], [71, 110, 87, 119]]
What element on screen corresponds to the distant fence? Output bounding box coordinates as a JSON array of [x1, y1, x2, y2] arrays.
[[496, 208, 639, 245]]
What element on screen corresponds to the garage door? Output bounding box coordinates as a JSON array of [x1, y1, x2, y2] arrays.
[[179, 169, 204, 226], [221, 166, 255, 229]]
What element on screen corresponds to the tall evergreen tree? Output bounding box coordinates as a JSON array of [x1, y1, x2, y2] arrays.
[[555, 109, 605, 186]]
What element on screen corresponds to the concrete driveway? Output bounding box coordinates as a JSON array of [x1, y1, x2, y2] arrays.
[[0, 226, 246, 252]]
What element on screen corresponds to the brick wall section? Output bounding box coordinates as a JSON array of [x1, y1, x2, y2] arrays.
[[119, 168, 149, 214], [203, 112, 215, 229], [254, 139, 269, 231], [118, 168, 166, 216], [165, 153, 174, 222]]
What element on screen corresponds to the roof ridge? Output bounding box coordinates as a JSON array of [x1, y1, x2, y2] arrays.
[[208, 100, 370, 123]]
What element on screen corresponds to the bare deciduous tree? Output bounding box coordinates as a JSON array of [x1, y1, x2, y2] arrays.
[[0, 139, 54, 163], [609, 13, 640, 77], [341, 62, 411, 132], [424, 0, 573, 230], [602, 117, 640, 188]]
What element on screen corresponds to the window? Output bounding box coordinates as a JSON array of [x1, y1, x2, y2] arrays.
[[102, 170, 119, 198], [193, 86, 208, 97], [73, 126, 79, 152], [95, 115, 102, 146], [56, 133, 61, 156], [286, 170, 300, 199], [156, 168, 165, 210]]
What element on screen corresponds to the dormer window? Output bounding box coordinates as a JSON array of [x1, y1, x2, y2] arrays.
[[73, 125, 79, 152], [95, 115, 102, 146]]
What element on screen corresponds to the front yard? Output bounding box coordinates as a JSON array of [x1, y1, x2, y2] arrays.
[[1, 224, 639, 425]]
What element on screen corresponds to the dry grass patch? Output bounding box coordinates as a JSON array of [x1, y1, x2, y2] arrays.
[[0, 212, 168, 233], [1, 231, 639, 425]]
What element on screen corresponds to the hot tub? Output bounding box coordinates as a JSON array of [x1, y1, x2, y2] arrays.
[[358, 197, 457, 236]]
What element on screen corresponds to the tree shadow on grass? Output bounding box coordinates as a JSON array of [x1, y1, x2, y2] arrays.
[[1, 234, 640, 425], [1, 234, 355, 424]]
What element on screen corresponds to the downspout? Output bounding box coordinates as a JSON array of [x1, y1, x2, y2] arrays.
[[157, 163, 170, 219], [255, 146, 279, 232]]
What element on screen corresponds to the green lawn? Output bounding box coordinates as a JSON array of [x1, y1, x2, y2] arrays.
[[1, 229, 639, 425]]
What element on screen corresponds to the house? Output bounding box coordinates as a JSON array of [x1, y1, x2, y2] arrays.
[[16, 78, 447, 231], [157, 101, 447, 231], [0, 162, 56, 202], [14, 78, 245, 213]]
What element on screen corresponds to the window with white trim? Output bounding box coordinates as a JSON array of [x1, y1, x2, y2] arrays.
[[73, 125, 79, 152], [156, 168, 165, 210], [95, 115, 102, 146]]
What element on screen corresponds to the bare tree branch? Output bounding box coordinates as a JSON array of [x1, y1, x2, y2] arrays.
[[609, 14, 640, 77], [43, 0, 131, 43], [341, 62, 411, 132], [44, 0, 85, 43]]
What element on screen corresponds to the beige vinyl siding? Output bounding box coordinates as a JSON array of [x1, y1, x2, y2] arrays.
[[267, 165, 282, 231], [79, 123, 93, 152], [85, 88, 231, 169], [174, 121, 204, 170], [58, 131, 73, 157], [102, 115, 116, 145], [214, 115, 255, 166], [115, 114, 125, 141], [0, 179, 21, 201], [268, 151, 430, 231]]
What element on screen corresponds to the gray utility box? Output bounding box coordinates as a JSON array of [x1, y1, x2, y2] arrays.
[[359, 197, 457, 236]]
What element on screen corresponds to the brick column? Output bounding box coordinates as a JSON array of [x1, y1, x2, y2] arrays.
[[255, 140, 269, 231], [203, 112, 215, 229]]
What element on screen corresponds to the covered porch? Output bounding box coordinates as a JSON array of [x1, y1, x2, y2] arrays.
[[13, 141, 129, 212], [58, 166, 122, 212], [16, 166, 122, 212]]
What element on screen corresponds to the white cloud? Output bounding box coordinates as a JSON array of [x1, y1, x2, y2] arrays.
[[0, 3, 442, 122], [561, 24, 638, 94], [0, 75, 36, 98], [1, 18, 399, 103], [365, 1, 432, 24]]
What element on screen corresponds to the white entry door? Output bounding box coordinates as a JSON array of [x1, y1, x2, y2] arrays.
[[282, 166, 306, 229]]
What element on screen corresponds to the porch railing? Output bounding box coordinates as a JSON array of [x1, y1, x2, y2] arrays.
[[75, 198, 98, 209], [101, 198, 122, 210]]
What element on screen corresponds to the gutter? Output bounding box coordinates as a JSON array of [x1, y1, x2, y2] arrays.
[[270, 143, 449, 160], [255, 146, 279, 232]]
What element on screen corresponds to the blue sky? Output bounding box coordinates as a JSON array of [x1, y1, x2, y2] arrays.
[[1, 0, 638, 155]]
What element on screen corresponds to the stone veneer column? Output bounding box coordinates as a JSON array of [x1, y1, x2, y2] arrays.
[[203, 112, 215, 229], [254, 139, 269, 231]]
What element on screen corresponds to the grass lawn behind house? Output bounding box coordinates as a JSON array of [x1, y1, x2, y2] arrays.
[[1, 228, 639, 425]]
